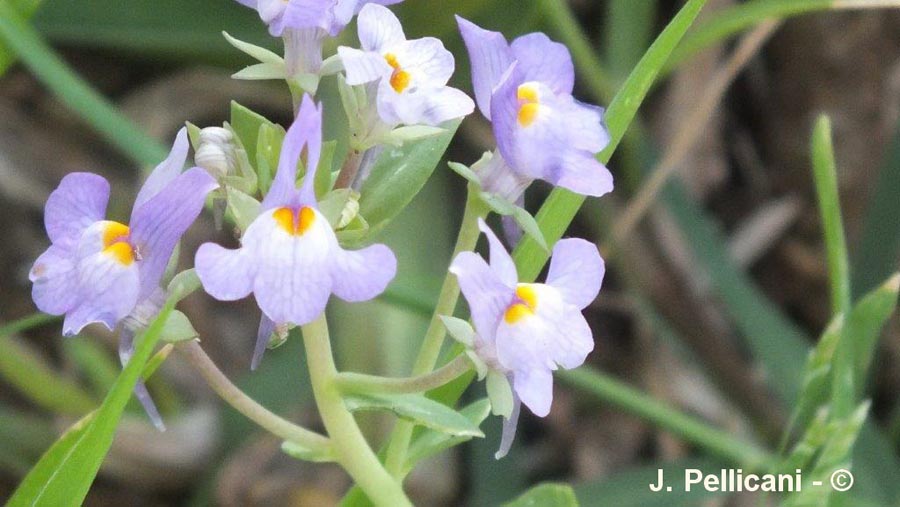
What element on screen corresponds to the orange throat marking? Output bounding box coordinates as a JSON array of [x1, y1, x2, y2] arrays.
[[274, 206, 316, 236], [102, 221, 135, 265], [384, 52, 411, 93], [516, 84, 540, 127], [504, 285, 538, 324]]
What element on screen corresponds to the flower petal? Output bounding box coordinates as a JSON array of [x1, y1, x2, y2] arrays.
[[549, 308, 594, 369], [510, 32, 574, 95], [331, 244, 397, 302], [261, 94, 322, 210], [30, 244, 79, 315], [357, 3, 405, 52], [392, 37, 455, 87], [62, 251, 141, 336], [512, 367, 553, 417], [195, 243, 255, 301], [495, 393, 521, 459], [376, 82, 474, 126], [550, 151, 614, 198], [252, 314, 276, 371], [44, 172, 109, 248], [247, 208, 335, 325], [478, 218, 517, 287], [130, 168, 218, 300], [449, 251, 512, 347], [546, 238, 604, 309], [133, 128, 190, 212], [339, 46, 392, 85], [456, 16, 512, 120]]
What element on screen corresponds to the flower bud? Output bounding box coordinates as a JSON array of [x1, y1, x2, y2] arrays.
[[195, 127, 237, 180]]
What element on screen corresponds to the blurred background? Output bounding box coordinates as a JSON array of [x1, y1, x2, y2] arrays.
[[2, 0, 900, 505]]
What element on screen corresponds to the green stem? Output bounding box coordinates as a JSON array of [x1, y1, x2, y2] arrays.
[[301, 315, 412, 507], [336, 355, 472, 395], [382, 187, 488, 476], [178, 340, 332, 455], [0, 1, 167, 166], [558, 367, 774, 468]]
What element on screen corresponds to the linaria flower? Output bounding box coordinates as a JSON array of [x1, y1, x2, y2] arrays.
[[338, 4, 474, 127], [450, 219, 603, 457], [233, 0, 402, 80], [30, 129, 218, 428], [456, 17, 613, 200], [195, 95, 397, 369]]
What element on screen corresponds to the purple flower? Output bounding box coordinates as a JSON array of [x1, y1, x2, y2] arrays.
[[30, 128, 217, 337], [195, 95, 397, 369], [235, 0, 402, 37], [450, 219, 603, 457], [338, 4, 474, 127], [456, 17, 613, 199]]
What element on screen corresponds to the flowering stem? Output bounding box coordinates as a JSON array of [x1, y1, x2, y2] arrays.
[[383, 188, 488, 476], [301, 315, 412, 507], [177, 340, 332, 456], [336, 355, 472, 395], [334, 148, 362, 189]]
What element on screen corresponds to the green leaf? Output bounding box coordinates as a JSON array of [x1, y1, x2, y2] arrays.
[[230, 100, 276, 168], [315, 140, 338, 198], [811, 115, 851, 317], [167, 268, 201, 303], [7, 305, 173, 507], [439, 315, 476, 348], [404, 399, 491, 471], [486, 371, 513, 418], [358, 120, 460, 236], [0, 0, 42, 77], [447, 160, 481, 186], [225, 187, 262, 231], [232, 62, 286, 80], [504, 483, 579, 507], [512, 0, 710, 281], [158, 310, 198, 343], [343, 392, 484, 438], [222, 31, 282, 65], [846, 273, 900, 393], [0, 331, 95, 415]]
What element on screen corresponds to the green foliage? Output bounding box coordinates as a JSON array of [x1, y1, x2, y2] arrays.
[[404, 399, 491, 472], [503, 483, 579, 507], [358, 120, 460, 236], [344, 392, 484, 438], [7, 305, 173, 507]]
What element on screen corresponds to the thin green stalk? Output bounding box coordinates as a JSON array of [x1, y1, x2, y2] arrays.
[[811, 115, 851, 317], [0, 1, 166, 165], [559, 367, 773, 468], [336, 355, 471, 395], [811, 116, 854, 420], [178, 340, 331, 455], [0, 312, 58, 337], [301, 315, 412, 507], [382, 186, 488, 477]]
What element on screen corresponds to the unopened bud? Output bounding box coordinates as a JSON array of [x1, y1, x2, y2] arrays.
[[195, 127, 237, 179]]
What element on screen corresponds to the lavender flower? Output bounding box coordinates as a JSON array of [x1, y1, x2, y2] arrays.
[[233, 0, 402, 81], [338, 4, 474, 127], [195, 95, 397, 370], [456, 17, 613, 200], [30, 129, 218, 428], [450, 219, 604, 457]]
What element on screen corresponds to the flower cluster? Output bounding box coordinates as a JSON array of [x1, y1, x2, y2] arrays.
[[28, 1, 611, 460]]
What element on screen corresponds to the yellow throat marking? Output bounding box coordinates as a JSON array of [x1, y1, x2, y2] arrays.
[[274, 206, 316, 236], [385, 53, 411, 93], [517, 84, 540, 127], [504, 284, 538, 324], [102, 221, 135, 265]]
